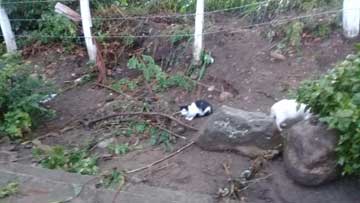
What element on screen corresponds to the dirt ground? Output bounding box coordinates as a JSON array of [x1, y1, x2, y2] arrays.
[[1, 15, 360, 203]]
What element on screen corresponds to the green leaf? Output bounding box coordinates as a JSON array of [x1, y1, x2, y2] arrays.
[[127, 57, 140, 70], [352, 93, 360, 105], [0, 182, 19, 199], [335, 109, 354, 118]]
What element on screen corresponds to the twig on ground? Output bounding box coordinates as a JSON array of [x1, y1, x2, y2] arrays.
[[152, 124, 187, 140], [85, 112, 198, 131], [33, 132, 59, 141], [245, 173, 272, 184], [111, 175, 127, 203], [125, 141, 195, 174], [184, 75, 222, 93], [256, 90, 277, 101], [237, 173, 273, 193], [96, 83, 132, 99]]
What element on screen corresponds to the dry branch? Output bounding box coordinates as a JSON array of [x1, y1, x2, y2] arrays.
[[151, 124, 187, 140], [96, 83, 132, 98], [85, 112, 198, 131], [95, 40, 107, 84], [125, 141, 195, 174]]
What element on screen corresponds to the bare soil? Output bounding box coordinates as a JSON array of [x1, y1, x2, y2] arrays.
[[1, 15, 359, 203]]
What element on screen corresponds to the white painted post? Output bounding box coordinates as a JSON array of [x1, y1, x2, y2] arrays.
[[80, 0, 96, 62], [343, 0, 360, 39], [0, 6, 17, 53], [193, 0, 204, 65]]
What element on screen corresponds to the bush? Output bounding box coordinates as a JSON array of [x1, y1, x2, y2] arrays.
[[0, 54, 54, 139], [296, 50, 360, 176], [127, 55, 194, 91], [33, 146, 98, 175], [19, 13, 79, 47]]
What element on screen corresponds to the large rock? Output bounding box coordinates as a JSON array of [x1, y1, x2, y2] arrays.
[[284, 119, 339, 186], [196, 106, 282, 158]]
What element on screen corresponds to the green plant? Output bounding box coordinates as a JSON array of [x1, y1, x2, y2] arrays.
[[108, 143, 130, 155], [128, 55, 194, 91], [2, 110, 31, 138], [122, 35, 136, 47], [33, 146, 98, 175], [150, 128, 173, 152], [170, 27, 192, 45], [28, 13, 78, 46], [111, 78, 138, 92], [296, 49, 360, 175], [312, 23, 332, 39], [285, 21, 304, 49], [0, 182, 19, 199], [187, 50, 214, 80], [0, 54, 54, 139], [99, 168, 125, 189]]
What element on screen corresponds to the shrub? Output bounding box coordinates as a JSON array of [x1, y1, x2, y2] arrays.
[[21, 13, 79, 46], [0, 54, 54, 139], [296, 50, 360, 175], [33, 146, 98, 175], [127, 55, 194, 91]]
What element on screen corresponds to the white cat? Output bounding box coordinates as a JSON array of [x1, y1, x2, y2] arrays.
[[270, 99, 312, 131], [180, 100, 212, 121]]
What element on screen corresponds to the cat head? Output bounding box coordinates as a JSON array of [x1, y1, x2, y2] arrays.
[[179, 105, 189, 116]]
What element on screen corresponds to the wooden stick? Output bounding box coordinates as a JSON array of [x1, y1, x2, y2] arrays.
[[152, 124, 187, 140], [125, 141, 195, 174], [85, 112, 198, 131], [96, 83, 132, 99], [237, 174, 273, 193]]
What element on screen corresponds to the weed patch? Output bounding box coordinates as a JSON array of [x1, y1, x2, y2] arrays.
[[0, 54, 54, 139], [0, 182, 19, 199], [33, 146, 98, 175], [128, 55, 194, 91]]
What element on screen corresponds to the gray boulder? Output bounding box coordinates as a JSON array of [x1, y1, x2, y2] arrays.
[[196, 106, 282, 158], [284, 119, 339, 186]]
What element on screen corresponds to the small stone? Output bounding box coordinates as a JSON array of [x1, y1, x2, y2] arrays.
[[129, 175, 146, 184], [97, 138, 115, 149], [270, 51, 286, 61], [24, 143, 33, 149], [105, 93, 115, 102], [173, 126, 186, 134], [219, 91, 234, 102], [190, 73, 198, 80], [207, 85, 216, 92]]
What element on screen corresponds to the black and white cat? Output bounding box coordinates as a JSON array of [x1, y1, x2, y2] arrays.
[[180, 100, 213, 121]]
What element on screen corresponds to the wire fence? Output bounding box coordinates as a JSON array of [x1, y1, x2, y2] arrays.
[[5, 0, 269, 22], [0, 0, 76, 4], [0, 0, 353, 61], [1, 8, 342, 40]]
